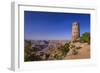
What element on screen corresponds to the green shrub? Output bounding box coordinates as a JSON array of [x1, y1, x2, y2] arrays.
[[80, 32, 90, 44], [60, 43, 70, 56], [24, 40, 42, 61]]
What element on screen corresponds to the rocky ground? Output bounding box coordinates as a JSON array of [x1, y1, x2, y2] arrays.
[[25, 40, 90, 61], [65, 42, 90, 59]]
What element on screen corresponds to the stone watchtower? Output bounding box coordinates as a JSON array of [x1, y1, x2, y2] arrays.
[[72, 21, 80, 42]]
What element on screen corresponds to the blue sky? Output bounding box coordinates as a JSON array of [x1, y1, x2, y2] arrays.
[[24, 11, 90, 40]]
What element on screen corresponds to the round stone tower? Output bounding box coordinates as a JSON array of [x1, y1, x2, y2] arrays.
[[72, 21, 80, 42]]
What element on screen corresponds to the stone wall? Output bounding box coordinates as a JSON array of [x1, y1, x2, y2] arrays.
[[72, 21, 80, 41]]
